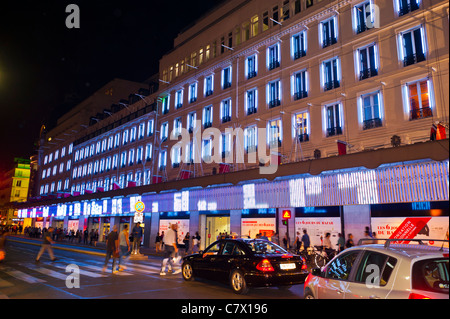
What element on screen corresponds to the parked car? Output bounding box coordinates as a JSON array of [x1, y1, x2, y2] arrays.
[[181, 238, 309, 294], [304, 239, 449, 299]]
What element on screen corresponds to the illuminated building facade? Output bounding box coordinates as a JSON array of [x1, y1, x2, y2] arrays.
[[20, 0, 449, 249]]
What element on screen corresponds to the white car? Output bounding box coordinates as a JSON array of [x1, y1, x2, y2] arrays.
[[304, 239, 449, 299]]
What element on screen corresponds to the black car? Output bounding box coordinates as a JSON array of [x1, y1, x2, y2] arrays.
[[181, 238, 309, 294]]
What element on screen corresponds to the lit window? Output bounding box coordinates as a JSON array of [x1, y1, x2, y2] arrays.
[[320, 16, 338, 48]]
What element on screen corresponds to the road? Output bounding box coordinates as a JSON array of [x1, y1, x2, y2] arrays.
[[0, 239, 304, 300]]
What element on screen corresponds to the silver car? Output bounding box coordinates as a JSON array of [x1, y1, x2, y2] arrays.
[[304, 239, 449, 299]]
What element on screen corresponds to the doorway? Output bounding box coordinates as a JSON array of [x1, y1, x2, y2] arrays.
[[205, 216, 230, 247]]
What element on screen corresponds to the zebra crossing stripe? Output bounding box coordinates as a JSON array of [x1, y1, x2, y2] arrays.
[[0, 266, 46, 284], [51, 263, 106, 278], [22, 263, 68, 280]]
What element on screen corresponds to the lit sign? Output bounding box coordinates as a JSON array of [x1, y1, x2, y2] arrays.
[[174, 191, 189, 211], [282, 210, 292, 219], [412, 202, 431, 211]]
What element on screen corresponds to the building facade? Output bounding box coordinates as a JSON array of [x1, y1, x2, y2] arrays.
[[17, 0, 449, 249]]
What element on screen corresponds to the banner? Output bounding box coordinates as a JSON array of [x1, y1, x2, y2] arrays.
[[159, 219, 190, 245], [241, 218, 276, 239], [295, 217, 341, 250], [371, 217, 449, 247]]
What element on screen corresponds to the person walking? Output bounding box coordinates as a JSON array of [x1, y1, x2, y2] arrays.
[[183, 232, 190, 256], [160, 224, 180, 275], [102, 225, 119, 274], [301, 229, 310, 253], [36, 227, 56, 262], [155, 232, 162, 253], [346, 233, 355, 249], [131, 223, 143, 255], [337, 233, 345, 252], [118, 224, 130, 271]]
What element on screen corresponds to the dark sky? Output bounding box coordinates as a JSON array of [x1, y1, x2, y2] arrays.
[[0, 0, 225, 173]]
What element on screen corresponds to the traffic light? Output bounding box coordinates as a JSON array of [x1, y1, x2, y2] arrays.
[[282, 219, 288, 226]]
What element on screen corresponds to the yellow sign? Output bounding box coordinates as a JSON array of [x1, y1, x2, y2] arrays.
[[135, 201, 145, 213]]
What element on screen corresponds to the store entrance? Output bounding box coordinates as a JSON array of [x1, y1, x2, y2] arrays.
[[205, 216, 230, 247]]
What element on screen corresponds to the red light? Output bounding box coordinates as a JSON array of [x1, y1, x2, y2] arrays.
[[282, 210, 291, 219], [443, 253, 449, 258], [282, 254, 293, 258], [409, 293, 432, 299], [256, 259, 274, 272]]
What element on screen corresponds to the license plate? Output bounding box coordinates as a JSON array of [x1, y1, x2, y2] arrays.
[[280, 263, 296, 270]]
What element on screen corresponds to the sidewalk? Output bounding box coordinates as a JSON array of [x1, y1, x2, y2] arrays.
[[6, 235, 166, 258]]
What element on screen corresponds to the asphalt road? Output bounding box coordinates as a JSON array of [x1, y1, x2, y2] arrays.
[[0, 240, 305, 300]]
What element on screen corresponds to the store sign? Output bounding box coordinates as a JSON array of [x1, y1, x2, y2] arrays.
[[295, 217, 342, 250], [134, 201, 145, 224]]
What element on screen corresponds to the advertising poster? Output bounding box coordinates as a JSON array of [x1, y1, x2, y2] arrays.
[[294, 217, 341, 250], [371, 217, 449, 247], [241, 218, 276, 239], [159, 219, 190, 245]]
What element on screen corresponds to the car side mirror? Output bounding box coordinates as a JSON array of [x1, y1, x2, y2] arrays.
[[311, 267, 322, 277]]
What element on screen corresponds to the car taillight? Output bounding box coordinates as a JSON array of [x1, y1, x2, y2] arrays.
[[301, 256, 308, 270], [409, 293, 432, 299], [256, 259, 274, 272], [304, 273, 313, 287]]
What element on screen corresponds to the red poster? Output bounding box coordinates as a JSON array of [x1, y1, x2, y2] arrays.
[[389, 217, 431, 244]]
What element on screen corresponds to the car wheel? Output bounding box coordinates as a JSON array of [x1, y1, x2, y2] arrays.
[[304, 288, 315, 299], [230, 269, 248, 294], [182, 262, 194, 281]]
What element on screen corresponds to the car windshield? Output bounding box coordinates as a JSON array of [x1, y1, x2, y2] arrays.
[[245, 240, 287, 255], [412, 258, 449, 294]]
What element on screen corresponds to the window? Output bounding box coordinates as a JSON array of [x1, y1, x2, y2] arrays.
[[113, 154, 118, 170], [292, 31, 307, 60], [268, 43, 280, 70], [159, 150, 167, 171], [262, 11, 269, 31], [357, 43, 378, 80], [412, 258, 449, 294], [400, 26, 426, 67], [292, 70, 308, 100], [202, 138, 212, 162], [122, 130, 129, 146], [108, 136, 113, 150], [293, 112, 310, 142], [136, 146, 143, 164], [114, 133, 120, 148], [221, 98, 232, 123], [204, 75, 214, 97], [160, 122, 169, 142], [175, 89, 183, 109], [189, 82, 198, 103], [355, 252, 397, 287], [354, 1, 376, 34], [360, 91, 383, 130], [101, 139, 107, 152], [120, 152, 127, 168], [404, 79, 433, 120], [147, 119, 154, 137], [145, 144, 152, 162], [222, 66, 232, 89], [281, 0, 290, 21], [161, 95, 170, 114], [172, 146, 181, 168], [321, 57, 340, 91], [294, 0, 301, 14], [186, 140, 196, 164], [251, 15, 259, 37], [246, 54, 257, 79], [187, 112, 197, 133], [203, 105, 213, 129], [221, 132, 232, 159], [268, 80, 281, 108], [173, 117, 183, 138], [138, 123, 145, 140], [130, 127, 136, 143], [325, 251, 360, 280], [272, 5, 279, 26], [268, 119, 282, 147], [396, 0, 420, 16], [106, 157, 111, 171], [244, 125, 258, 153], [246, 88, 258, 115], [324, 103, 343, 137], [128, 149, 135, 166], [321, 16, 338, 48], [61, 147, 66, 158], [99, 158, 105, 173]]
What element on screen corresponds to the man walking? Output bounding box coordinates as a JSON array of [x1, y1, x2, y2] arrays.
[[36, 227, 56, 262], [118, 224, 130, 271], [131, 223, 143, 255], [103, 225, 119, 274], [160, 223, 180, 275]]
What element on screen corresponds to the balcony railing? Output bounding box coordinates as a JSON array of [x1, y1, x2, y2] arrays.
[[399, 1, 419, 16], [324, 80, 340, 91], [294, 49, 306, 60], [359, 68, 378, 80], [363, 118, 383, 130], [403, 53, 426, 67], [322, 37, 337, 48], [298, 133, 309, 142], [326, 126, 342, 137], [268, 61, 280, 70], [410, 107, 432, 120], [294, 90, 308, 101], [246, 107, 257, 115], [269, 99, 281, 108], [247, 71, 257, 79]]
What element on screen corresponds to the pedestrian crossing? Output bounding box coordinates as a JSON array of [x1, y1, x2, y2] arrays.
[[0, 257, 180, 290]]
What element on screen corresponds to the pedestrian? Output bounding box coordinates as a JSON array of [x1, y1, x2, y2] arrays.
[[160, 224, 180, 275], [301, 229, 310, 253], [155, 232, 162, 253], [0, 229, 9, 262], [103, 225, 119, 274], [295, 231, 301, 253], [83, 229, 89, 245], [346, 233, 354, 249], [337, 233, 345, 252], [118, 224, 130, 271], [131, 223, 143, 255], [271, 231, 280, 245], [283, 232, 290, 250], [323, 232, 334, 259], [192, 231, 201, 253], [36, 227, 56, 262], [183, 232, 190, 256]]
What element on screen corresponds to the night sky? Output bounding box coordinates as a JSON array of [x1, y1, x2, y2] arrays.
[[0, 0, 225, 173]]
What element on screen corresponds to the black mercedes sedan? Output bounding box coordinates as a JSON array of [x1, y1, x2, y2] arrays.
[[181, 238, 309, 294]]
